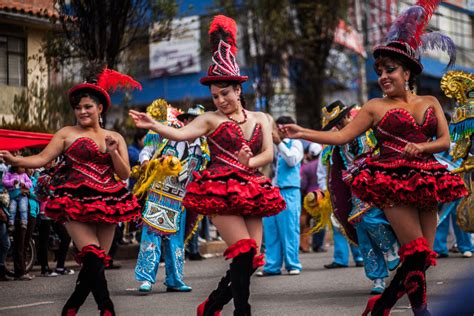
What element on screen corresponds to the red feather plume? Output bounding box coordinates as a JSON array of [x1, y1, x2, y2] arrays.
[[97, 68, 142, 93], [411, 0, 441, 48], [209, 15, 238, 55]]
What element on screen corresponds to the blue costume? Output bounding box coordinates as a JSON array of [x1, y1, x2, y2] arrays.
[[329, 131, 399, 293], [262, 139, 304, 274], [434, 150, 473, 256], [135, 132, 208, 292], [320, 146, 364, 268]]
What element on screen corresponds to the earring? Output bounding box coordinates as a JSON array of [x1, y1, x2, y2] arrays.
[[404, 81, 410, 91], [99, 116, 103, 126], [383, 93, 387, 98]]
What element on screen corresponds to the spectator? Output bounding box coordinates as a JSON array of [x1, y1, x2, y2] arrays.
[[258, 116, 304, 276], [300, 143, 323, 252], [0, 158, 11, 281], [3, 166, 31, 230]]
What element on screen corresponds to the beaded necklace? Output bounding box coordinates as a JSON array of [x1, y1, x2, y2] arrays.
[[226, 108, 247, 125]]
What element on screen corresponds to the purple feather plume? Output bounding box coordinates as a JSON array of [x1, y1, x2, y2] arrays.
[[384, 6, 425, 46], [420, 32, 457, 68]]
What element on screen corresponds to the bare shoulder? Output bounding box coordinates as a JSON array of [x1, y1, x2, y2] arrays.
[[251, 111, 271, 127], [364, 98, 384, 110], [418, 95, 440, 107], [55, 126, 76, 138]]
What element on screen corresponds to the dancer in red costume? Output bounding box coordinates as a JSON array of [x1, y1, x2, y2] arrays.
[[0, 68, 142, 316], [280, 1, 467, 315], [130, 15, 285, 316]]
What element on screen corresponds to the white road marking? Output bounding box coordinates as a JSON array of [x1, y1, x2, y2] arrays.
[[0, 301, 55, 311]]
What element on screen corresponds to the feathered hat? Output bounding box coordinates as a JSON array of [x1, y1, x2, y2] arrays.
[[373, 0, 456, 75], [200, 15, 248, 85], [68, 68, 142, 112]]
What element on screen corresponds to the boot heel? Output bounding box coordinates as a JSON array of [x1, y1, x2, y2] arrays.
[[362, 294, 380, 316], [197, 298, 221, 316]]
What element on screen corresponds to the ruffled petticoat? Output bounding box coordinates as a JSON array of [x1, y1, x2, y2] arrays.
[[351, 157, 468, 211], [183, 166, 286, 217], [45, 184, 141, 224]]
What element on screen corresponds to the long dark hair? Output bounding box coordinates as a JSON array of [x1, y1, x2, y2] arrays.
[[210, 81, 246, 108]]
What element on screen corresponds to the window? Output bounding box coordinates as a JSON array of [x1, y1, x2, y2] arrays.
[[0, 36, 26, 86]]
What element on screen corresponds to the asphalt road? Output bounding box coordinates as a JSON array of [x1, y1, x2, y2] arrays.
[[0, 249, 472, 315]]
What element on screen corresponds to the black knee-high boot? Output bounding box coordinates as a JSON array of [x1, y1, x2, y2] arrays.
[[84, 248, 115, 316], [197, 239, 259, 316], [362, 237, 435, 316], [403, 251, 430, 315], [62, 245, 115, 316], [61, 262, 92, 316], [229, 246, 255, 315]]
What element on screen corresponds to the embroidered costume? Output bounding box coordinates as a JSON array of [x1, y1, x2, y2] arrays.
[[183, 121, 285, 216], [195, 15, 285, 316], [135, 102, 209, 292], [360, 1, 467, 315], [440, 70, 474, 233], [45, 137, 141, 224], [59, 68, 142, 316], [351, 107, 467, 211]]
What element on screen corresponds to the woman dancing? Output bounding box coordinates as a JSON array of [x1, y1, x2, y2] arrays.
[[129, 15, 285, 316], [0, 68, 142, 316], [280, 2, 467, 315]]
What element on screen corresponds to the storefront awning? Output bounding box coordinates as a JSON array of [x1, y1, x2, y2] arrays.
[[0, 129, 53, 151]]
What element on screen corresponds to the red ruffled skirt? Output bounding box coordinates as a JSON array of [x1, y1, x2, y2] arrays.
[[45, 184, 141, 224], [183, 167, 286, 217], [351, 157, 468, 210]]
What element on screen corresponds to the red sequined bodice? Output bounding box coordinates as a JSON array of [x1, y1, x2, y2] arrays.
[[183, 120, 286, 217], [372, 107, 438, 166], [46, 137, 140, 223], [54, 137, 123, 192], [351, 106, 468, 210], [207, 121, 262, 172]]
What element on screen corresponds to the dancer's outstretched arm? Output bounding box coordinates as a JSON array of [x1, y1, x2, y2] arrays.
[[281, 102, 375, 146], [129, 110, 212, 142]]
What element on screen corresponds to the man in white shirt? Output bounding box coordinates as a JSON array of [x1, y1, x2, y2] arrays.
[[258, 116, 304, 276]]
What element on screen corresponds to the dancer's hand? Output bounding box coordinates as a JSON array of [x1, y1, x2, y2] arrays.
[[105, 135, 119, 153], [279, 124, 304, 139], [0, 150, 16, 165], [129, 110, 156, 130], [235, 144, 253, 167], [403, 142, 425, 157]]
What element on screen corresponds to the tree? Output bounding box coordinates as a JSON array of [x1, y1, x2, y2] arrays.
[[292, 0, 347, 128], [45, 0, 178, 71]]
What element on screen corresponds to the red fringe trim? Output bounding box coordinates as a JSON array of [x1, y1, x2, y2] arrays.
[[399, 237, 430, 262], [426, 250, 437, 267], [223, 239, 257, 260], [75, 245, 111, 267], [183, 169, 286, 217], [45, 194, 141, 224], [253, 254, 265, 269], [351, 166, 468, 210]]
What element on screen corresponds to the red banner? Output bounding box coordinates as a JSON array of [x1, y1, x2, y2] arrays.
[[0, 129, 53, 151]]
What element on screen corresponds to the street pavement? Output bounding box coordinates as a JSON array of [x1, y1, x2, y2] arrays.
[[0, 248, 471, 315]]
